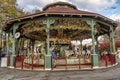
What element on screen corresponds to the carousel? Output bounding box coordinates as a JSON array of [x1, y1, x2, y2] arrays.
[[3, 2, 118, 70]]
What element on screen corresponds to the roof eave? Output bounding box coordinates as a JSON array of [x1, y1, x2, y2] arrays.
[[5, 12, 117, 31]]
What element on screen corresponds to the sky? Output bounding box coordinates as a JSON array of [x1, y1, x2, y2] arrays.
[[16, 0, 120, 20]]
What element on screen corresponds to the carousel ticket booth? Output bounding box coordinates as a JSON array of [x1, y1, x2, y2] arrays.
[[3, 2, 118, 70]]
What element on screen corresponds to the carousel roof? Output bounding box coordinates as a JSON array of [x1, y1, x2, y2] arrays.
[[5, 2, 117, 29], [4, 2, 118, 41]]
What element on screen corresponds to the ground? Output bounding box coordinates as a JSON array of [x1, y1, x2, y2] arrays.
[[0, 61, 120, 80]]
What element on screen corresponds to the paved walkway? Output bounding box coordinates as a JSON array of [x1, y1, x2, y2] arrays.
[[0, 61, 120, 80]]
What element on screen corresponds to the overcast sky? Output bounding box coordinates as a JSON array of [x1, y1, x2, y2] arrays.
[[17, 0, 120, 20]]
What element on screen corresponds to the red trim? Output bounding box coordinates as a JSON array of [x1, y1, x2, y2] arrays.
[[78, 55, 81, 69], [31, 55, 34, 70], [21, 56, 24, 69], [65, 56, 67, 70], [105, 55, 108, 67], [14, 56, 16, 68], [7, 56, 10, 67], [51, 56, 53, 70]]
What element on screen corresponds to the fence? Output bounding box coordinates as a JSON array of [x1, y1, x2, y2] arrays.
[[52, 54, 92, 70], [6, 54, 116, 70]]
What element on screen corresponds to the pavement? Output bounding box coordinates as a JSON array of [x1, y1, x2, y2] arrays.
[[0, 61, 120, 80]]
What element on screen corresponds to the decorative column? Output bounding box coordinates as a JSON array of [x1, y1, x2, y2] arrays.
[[42, 18, 55, 70], [110, 26, 118, 63], [86, 19, 98, 68], [110, 26, 116, 53], [10, 24, 19, 68], [6, 32, 10, 67]]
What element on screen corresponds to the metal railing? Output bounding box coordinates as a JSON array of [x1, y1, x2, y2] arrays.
[[6, 53, 117, 70]]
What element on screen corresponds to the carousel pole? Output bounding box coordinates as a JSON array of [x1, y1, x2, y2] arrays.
[[42, 18, 55, 70], [86, 19, 98, 68], [108, 33, 112, 54], [95, 36, 99, 53], [6, 33, 9, 55]]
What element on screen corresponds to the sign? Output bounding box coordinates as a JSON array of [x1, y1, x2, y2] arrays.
[[1, 57, 7, 67]]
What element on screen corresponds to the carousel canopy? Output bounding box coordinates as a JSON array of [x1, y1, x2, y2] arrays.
[[4, 2, 117, 41]]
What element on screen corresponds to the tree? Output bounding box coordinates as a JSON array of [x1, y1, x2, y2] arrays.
[[115, 19, 120, 39], [103, 19, 120, 41], [0, 0, 26, 22], [0, 0, 26, 47]]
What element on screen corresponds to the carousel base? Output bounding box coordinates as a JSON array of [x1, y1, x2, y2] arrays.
[[7, 63, 118, 71]]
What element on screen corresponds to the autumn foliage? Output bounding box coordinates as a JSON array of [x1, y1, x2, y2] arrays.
[[98, 40, 120, 52]]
